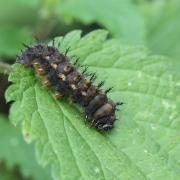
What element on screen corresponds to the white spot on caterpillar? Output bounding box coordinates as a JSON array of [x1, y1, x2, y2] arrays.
[[70, 84, 77, 90], [45, 56, 50, 60], [51, 63, 58, 69], [81, 91, 87, 96]]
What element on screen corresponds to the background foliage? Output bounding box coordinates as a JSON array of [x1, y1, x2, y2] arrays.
[[0, 0, 179, 179]]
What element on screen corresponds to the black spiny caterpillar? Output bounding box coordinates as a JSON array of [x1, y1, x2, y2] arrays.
[[16, 43, 123, 132]]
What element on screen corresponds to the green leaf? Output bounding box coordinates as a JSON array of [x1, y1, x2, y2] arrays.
[[137, 0, 180, 59], [0, 25, 32, 58], [0, 0, 40, 25], [58, 0, 145, 45], [6, 30, 180, 179], [0, 114, 51, 180]]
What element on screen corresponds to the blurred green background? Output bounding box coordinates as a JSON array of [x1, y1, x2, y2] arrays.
[[0, 0, 180, 179]]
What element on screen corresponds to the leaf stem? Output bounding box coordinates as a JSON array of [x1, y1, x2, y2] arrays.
[[0, 61, 12, 75]]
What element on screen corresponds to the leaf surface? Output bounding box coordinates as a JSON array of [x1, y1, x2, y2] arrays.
[[6, 30, 180, 180], [137, 0, 180, 60], [0, 115, 51, 180], [58, 0, 145, 45], [0, 26, 32, 58]]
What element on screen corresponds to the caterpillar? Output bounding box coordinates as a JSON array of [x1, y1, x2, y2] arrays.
[[16, 42, 123, 132]]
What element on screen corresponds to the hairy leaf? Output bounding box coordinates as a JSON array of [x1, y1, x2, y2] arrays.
[[6, 30, 180, 179], [0, 114, 51, 180]]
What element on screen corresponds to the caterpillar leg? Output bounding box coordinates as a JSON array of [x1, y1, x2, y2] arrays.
[[53, 92, 64, 99], [43, 79, 52, 88], [33, 62, 46, 76]]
